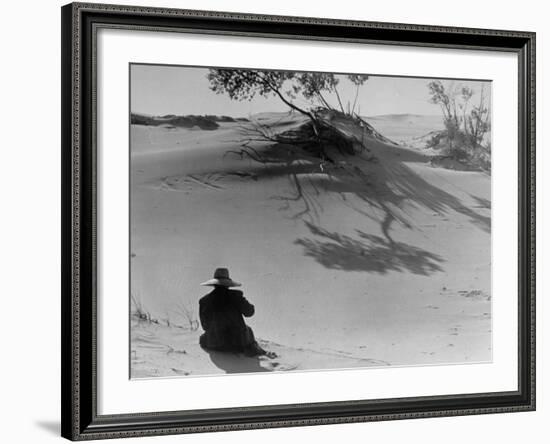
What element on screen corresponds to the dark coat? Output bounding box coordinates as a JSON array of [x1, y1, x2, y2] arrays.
[[199, 287, 256, 351]]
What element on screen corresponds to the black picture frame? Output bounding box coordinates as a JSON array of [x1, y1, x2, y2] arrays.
[[61, 2, 536, 440]]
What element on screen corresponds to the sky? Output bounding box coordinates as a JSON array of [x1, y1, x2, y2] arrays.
[[130, 64, 490, 118]]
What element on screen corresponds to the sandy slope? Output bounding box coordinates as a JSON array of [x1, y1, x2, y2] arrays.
[[131, 318, 390, 378], [130, 113, 491, 378]]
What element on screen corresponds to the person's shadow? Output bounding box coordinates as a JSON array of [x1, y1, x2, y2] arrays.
[[204, 348, 271, 374]]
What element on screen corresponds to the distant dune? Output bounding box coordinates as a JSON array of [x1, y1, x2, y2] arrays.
[[366, 113, 440, 120], [364, 114, 444, 149], [131, 113, 249, 130]]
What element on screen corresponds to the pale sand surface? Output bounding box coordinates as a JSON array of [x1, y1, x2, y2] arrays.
[[130, 114, 491, 378]]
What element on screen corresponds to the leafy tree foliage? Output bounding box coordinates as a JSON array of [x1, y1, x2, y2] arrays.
[[207, 68, 369, 122], [428, 80, 490, 167]]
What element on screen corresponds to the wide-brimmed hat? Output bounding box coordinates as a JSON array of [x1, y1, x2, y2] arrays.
[[200, 268, 241, 287]]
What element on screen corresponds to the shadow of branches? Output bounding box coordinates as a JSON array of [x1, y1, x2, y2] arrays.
[[272, 148, 491, 239], [294, 222, 444, 275], [316, 153, 490, 235], [227, 118, 490, 241]]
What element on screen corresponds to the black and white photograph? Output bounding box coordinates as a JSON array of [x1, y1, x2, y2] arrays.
[[129, 64, 492, 378]]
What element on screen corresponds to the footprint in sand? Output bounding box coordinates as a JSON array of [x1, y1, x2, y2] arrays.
[[458, 289, 491, 301], [449, 326, 460, 336]]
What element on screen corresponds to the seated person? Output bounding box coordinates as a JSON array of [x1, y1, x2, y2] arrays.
[[198, 268, 266, 357]]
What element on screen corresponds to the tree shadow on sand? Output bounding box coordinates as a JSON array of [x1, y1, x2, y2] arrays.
[[204, 349, 271, 374], [224, 121, 490, 240], [300, 153, 491, 236], [251, 139, 490, 236], [294, 222, 444, 275]]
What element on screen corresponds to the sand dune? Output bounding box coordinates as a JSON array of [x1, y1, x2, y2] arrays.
[[365, 114, 443, 149], [131, 112, 249, 130], [130, 112, 491, 377]]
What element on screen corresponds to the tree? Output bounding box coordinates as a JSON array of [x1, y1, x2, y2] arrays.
[[428, 80, 461, 152], [208, 68, 373, 164], [208, 69, 322, 135], [347, 74, 369, 115], [466, 84, 490, 150], [297, 72, 340, 111], [208, 69, 370, 131], [427, 80, 490, 162]]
